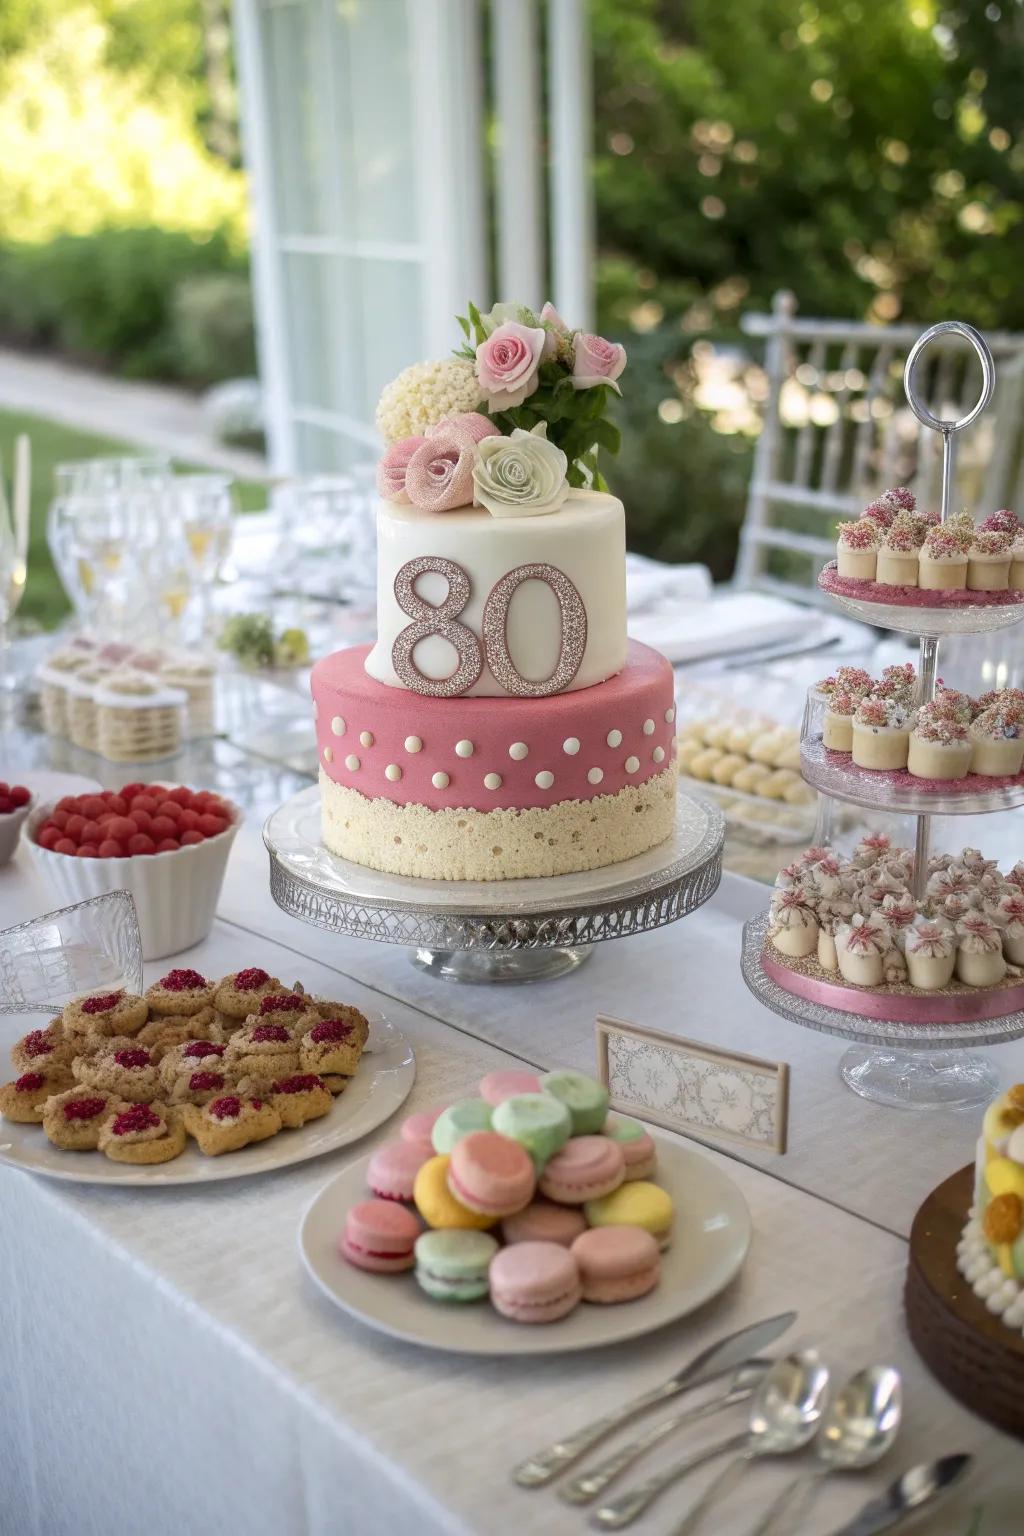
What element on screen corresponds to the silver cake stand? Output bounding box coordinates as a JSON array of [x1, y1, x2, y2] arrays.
[[741, 912, 1024, 1109], [263, 786, 725, 983]]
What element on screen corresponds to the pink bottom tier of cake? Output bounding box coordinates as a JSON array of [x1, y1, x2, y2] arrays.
[[311, 639, 679, 880]]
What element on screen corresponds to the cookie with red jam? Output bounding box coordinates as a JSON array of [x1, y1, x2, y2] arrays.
[[62, 990, 149, 1040], [98, 1100, 186, 1165], [225, 1021, 301, 1088], [267, 1073, 333, 1129], [308, 998, 369, 1050], [165, 1068, 233, 1107], [213, 968, 283, 1022], [182, 1093, 282, 1155], [136, 1008, 222, 1060], [73, 1043, 161, 1103], [42, 1086, 125, 1150], [298, 1017, 365, 1093], [10, 1021, 76, 1074], [158, 1037, 230, 1094], [144, 968, 216, 1018], [0, 1067, 75, 1123], [243, 990, 319, 1036]]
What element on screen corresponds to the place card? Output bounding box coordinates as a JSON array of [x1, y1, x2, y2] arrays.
[[596, 1015, 789, 1154]]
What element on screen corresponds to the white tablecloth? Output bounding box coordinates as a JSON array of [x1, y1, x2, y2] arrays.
[[2, 837, 1022, 1536]]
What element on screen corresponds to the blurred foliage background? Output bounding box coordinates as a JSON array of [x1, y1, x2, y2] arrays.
[[0, 0, 1022, 575]]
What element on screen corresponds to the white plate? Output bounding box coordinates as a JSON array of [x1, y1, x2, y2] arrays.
[[299, 1136, 751, 1356], [0, 1010, 415, 1186]]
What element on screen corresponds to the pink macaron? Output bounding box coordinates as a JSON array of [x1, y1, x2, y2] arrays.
[[603, 1115, 658, 1182], [401, 1108, 443, 1158], [479, 1068, 543, 1107], [501, 1200, 588, 1248], [538, 1136, 625, 1205], [571, 1225, 661, 1303], [490, 1241, 582, 1324], [367, 1140, 430, 1202], [447, 1131, 536, 1218], [339, 1200, 420, 1274]]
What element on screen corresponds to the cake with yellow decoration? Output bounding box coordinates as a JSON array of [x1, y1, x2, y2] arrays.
[[958, 1084, 1024, 1335]]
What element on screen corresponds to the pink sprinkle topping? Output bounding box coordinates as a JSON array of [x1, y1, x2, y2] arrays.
[[251, 1099, 263, 1110], [63, 1096, 107, 1121], [188, 1071, 225, 1092], [981, 508, 1020, 535], [881, 485, 916, 512], [15, 1073, 45, 1092], [883, 513, 924, 553], [159, 968, 207, 992], [111, 1103, 160, 1136], [182, 1040, 225, 1059], [855, 697, 890, 728], [250, 1024, 290, 1043], [81, 992, 123, 1015], [309, 1019, 354, 1044], [838, 518, 879, 550], [21, 1031, 55, 1059], [923, 528, 965, 558], [112, 1048, 151, 1069], [234, 968, 270, 991], [863, 499, 896, 529], [208, 1095, 242, 1120], [973, 528, 1013, 556], [258, 992, 305, 1015], [273, 1074, 323, 1094]]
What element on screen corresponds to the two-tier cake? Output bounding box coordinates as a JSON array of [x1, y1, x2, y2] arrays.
[[310, 302, 677, 881]]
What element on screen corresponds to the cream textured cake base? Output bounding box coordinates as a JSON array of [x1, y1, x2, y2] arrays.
[[319, 767, 677, 881]]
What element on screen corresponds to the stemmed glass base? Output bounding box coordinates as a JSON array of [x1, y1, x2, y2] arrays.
[[838, 1045, 999, 1110], [411, 946, 591, 984]]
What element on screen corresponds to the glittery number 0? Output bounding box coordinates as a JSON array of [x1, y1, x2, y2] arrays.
[[483, 563, 587, 698], [392, 556, 483, 697]]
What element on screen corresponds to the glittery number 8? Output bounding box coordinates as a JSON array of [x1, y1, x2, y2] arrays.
[[392, 556, 483, 697]]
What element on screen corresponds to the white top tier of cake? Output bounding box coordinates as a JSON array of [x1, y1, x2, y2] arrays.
[[365, 489, 627, 697]]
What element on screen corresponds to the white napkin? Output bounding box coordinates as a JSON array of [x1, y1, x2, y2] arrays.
[[629, 589, 819, 663], [626, 553, 713, 611]]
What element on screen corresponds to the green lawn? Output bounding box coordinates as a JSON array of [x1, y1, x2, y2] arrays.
[[0, 408, 266, 628]]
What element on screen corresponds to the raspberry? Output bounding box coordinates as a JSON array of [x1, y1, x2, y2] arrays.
[[309, 1019, 355, 1044], [80, 796, 107, 820], [180, 830, 204, 846], [10, 785, 30, 807], [208, 1095, 242, 1120], [81, 992, 123, 1015], [129, 795, 159, 816], [235, 968, 270, 990], [105, 795, 129, 816], [182, 1040, 225, 1058], [63, 1096, 107, 1121], [98, 840, 125, 859], [77, 845, 100, 859], [121, 782, 147, 800], [128, 834, 156, 856], [250, 1024, 289, 1043], [188, 1071, 225, 1092], [15, 1073, 45, 1092], [273, 1074, 322, 1094], [166, 786, 192, 806], [178, 808, 201, 831], [111, 1103, 161, 1136], [54, 838, 78, 856], [160, 968, 207, 992], [112, 1048, 150, 1069], [198, 814, 228, 838], [150, 815, 177, 840], [0, 797, 14, 814], [258, 993, 304, 1016], [156, 801, 183, 822], [37, 828, 61, 851], [105, 816, 136, 842], [155, 839, 181, 853]]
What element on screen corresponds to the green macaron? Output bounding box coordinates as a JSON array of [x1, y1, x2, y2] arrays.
[[603, 1113, 645, 1143], [491, 1092, 572, 1169], [414, 1230, 498, 1302], [431, 1098, 493, 1155], [540, 1070, 610, 1135]]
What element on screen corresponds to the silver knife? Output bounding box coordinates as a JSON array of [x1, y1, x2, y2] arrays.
[[823, 1454, 972, 1536], [511, 1311, 796, 1487]]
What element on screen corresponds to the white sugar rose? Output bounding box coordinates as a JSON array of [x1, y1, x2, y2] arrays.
[[472, 425, 569, 519]]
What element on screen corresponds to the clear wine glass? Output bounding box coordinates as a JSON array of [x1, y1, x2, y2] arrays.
[[272, 475, 358, 596], [47, 456, 172, 628], [166, 472, 236, 641]]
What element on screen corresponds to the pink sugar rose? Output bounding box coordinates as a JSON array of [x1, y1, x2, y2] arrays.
[[376, 435, 426, 504], [475, 321, 546, 411], [403, 427, 477, 513], [427, 411, 501, 444], [571, 332, 627, 393]]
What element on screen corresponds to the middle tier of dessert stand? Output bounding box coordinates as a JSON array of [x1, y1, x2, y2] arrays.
[[743, 320, 1024, 1108], [265, 785, 725, 984]]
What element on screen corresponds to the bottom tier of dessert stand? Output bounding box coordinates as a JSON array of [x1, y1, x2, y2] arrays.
[[740, 911, 1024, 1109], [264, 786, 725, 984]]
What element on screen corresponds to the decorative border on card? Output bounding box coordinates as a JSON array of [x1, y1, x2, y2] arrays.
[[596, 1015, 789, 1154]]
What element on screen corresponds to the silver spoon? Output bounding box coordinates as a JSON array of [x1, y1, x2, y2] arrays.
[[591, 1349, 830, 1530], [748, 1364, 903, 1536], [560, 1360, 771, 1506]]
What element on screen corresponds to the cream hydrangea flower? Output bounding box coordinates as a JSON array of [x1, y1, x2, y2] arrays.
[[375, 360, 483, 444]]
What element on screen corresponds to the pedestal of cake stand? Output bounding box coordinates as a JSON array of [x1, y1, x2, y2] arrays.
[[740, 912, 1024, 1108], [263, 787, 725, 985]]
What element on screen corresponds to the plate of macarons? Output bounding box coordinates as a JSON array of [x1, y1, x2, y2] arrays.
[[299, 1067, 752, 1355]]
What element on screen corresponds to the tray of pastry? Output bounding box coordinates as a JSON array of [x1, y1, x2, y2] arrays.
[[676, 708, 817, 844]]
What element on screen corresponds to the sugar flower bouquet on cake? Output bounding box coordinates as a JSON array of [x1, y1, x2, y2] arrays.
[[375, 299, 626, 517]]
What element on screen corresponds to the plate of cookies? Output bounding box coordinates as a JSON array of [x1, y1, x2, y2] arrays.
[[0, 966, 415, 1185], [299, 1069, 751, 1356]]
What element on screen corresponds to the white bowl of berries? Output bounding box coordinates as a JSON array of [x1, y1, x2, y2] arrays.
[[0, 782, 33, 867], [26, 782, 241, 959]]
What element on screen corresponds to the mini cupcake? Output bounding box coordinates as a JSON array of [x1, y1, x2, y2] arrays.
[[816, 896, 854, 972], [907, 700, 972, 781], [72, 1043, 161, 1103], [995, 891, 1024, 965], [851, 695, 913, 771], [145, 968, 215, 1018], [298, 1017, 364, 1092], [876, 512, 924, 587], [956, 913, 1006, 987], [835, 912, 891, 986], [836, 518, 880, 580], [905, 920, 957, 990], [767, 888, 819, 958], [920, 525, 969, 590], [62, 990, 149, 1041], [969, 703, 1024, 777], [967, 527, 1013, 591]]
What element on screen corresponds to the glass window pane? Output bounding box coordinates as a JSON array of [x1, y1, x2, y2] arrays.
[[263, 1, 335, 236], [282, 252, 363, 417], [357, 257, 423, 420], [334, 0, 416, 246]]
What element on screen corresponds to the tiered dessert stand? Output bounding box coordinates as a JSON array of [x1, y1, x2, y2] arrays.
[[265, 786, 724, 984], [741, 320, 1024, 1107]]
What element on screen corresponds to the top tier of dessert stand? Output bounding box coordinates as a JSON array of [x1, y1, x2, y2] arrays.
[[265, 779, 725, 985], [742, 320, 1024, 1108]]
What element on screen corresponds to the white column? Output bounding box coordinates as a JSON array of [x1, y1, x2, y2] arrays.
[[546, 0, 593, 329], [410, 0, 489, 357], [231, 0, 295, 472], [492, 0, 544, 307]]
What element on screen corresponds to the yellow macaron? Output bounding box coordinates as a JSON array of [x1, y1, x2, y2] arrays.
[[413, 1154, 496, 1230], [584, 1181, 674, 1249]]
